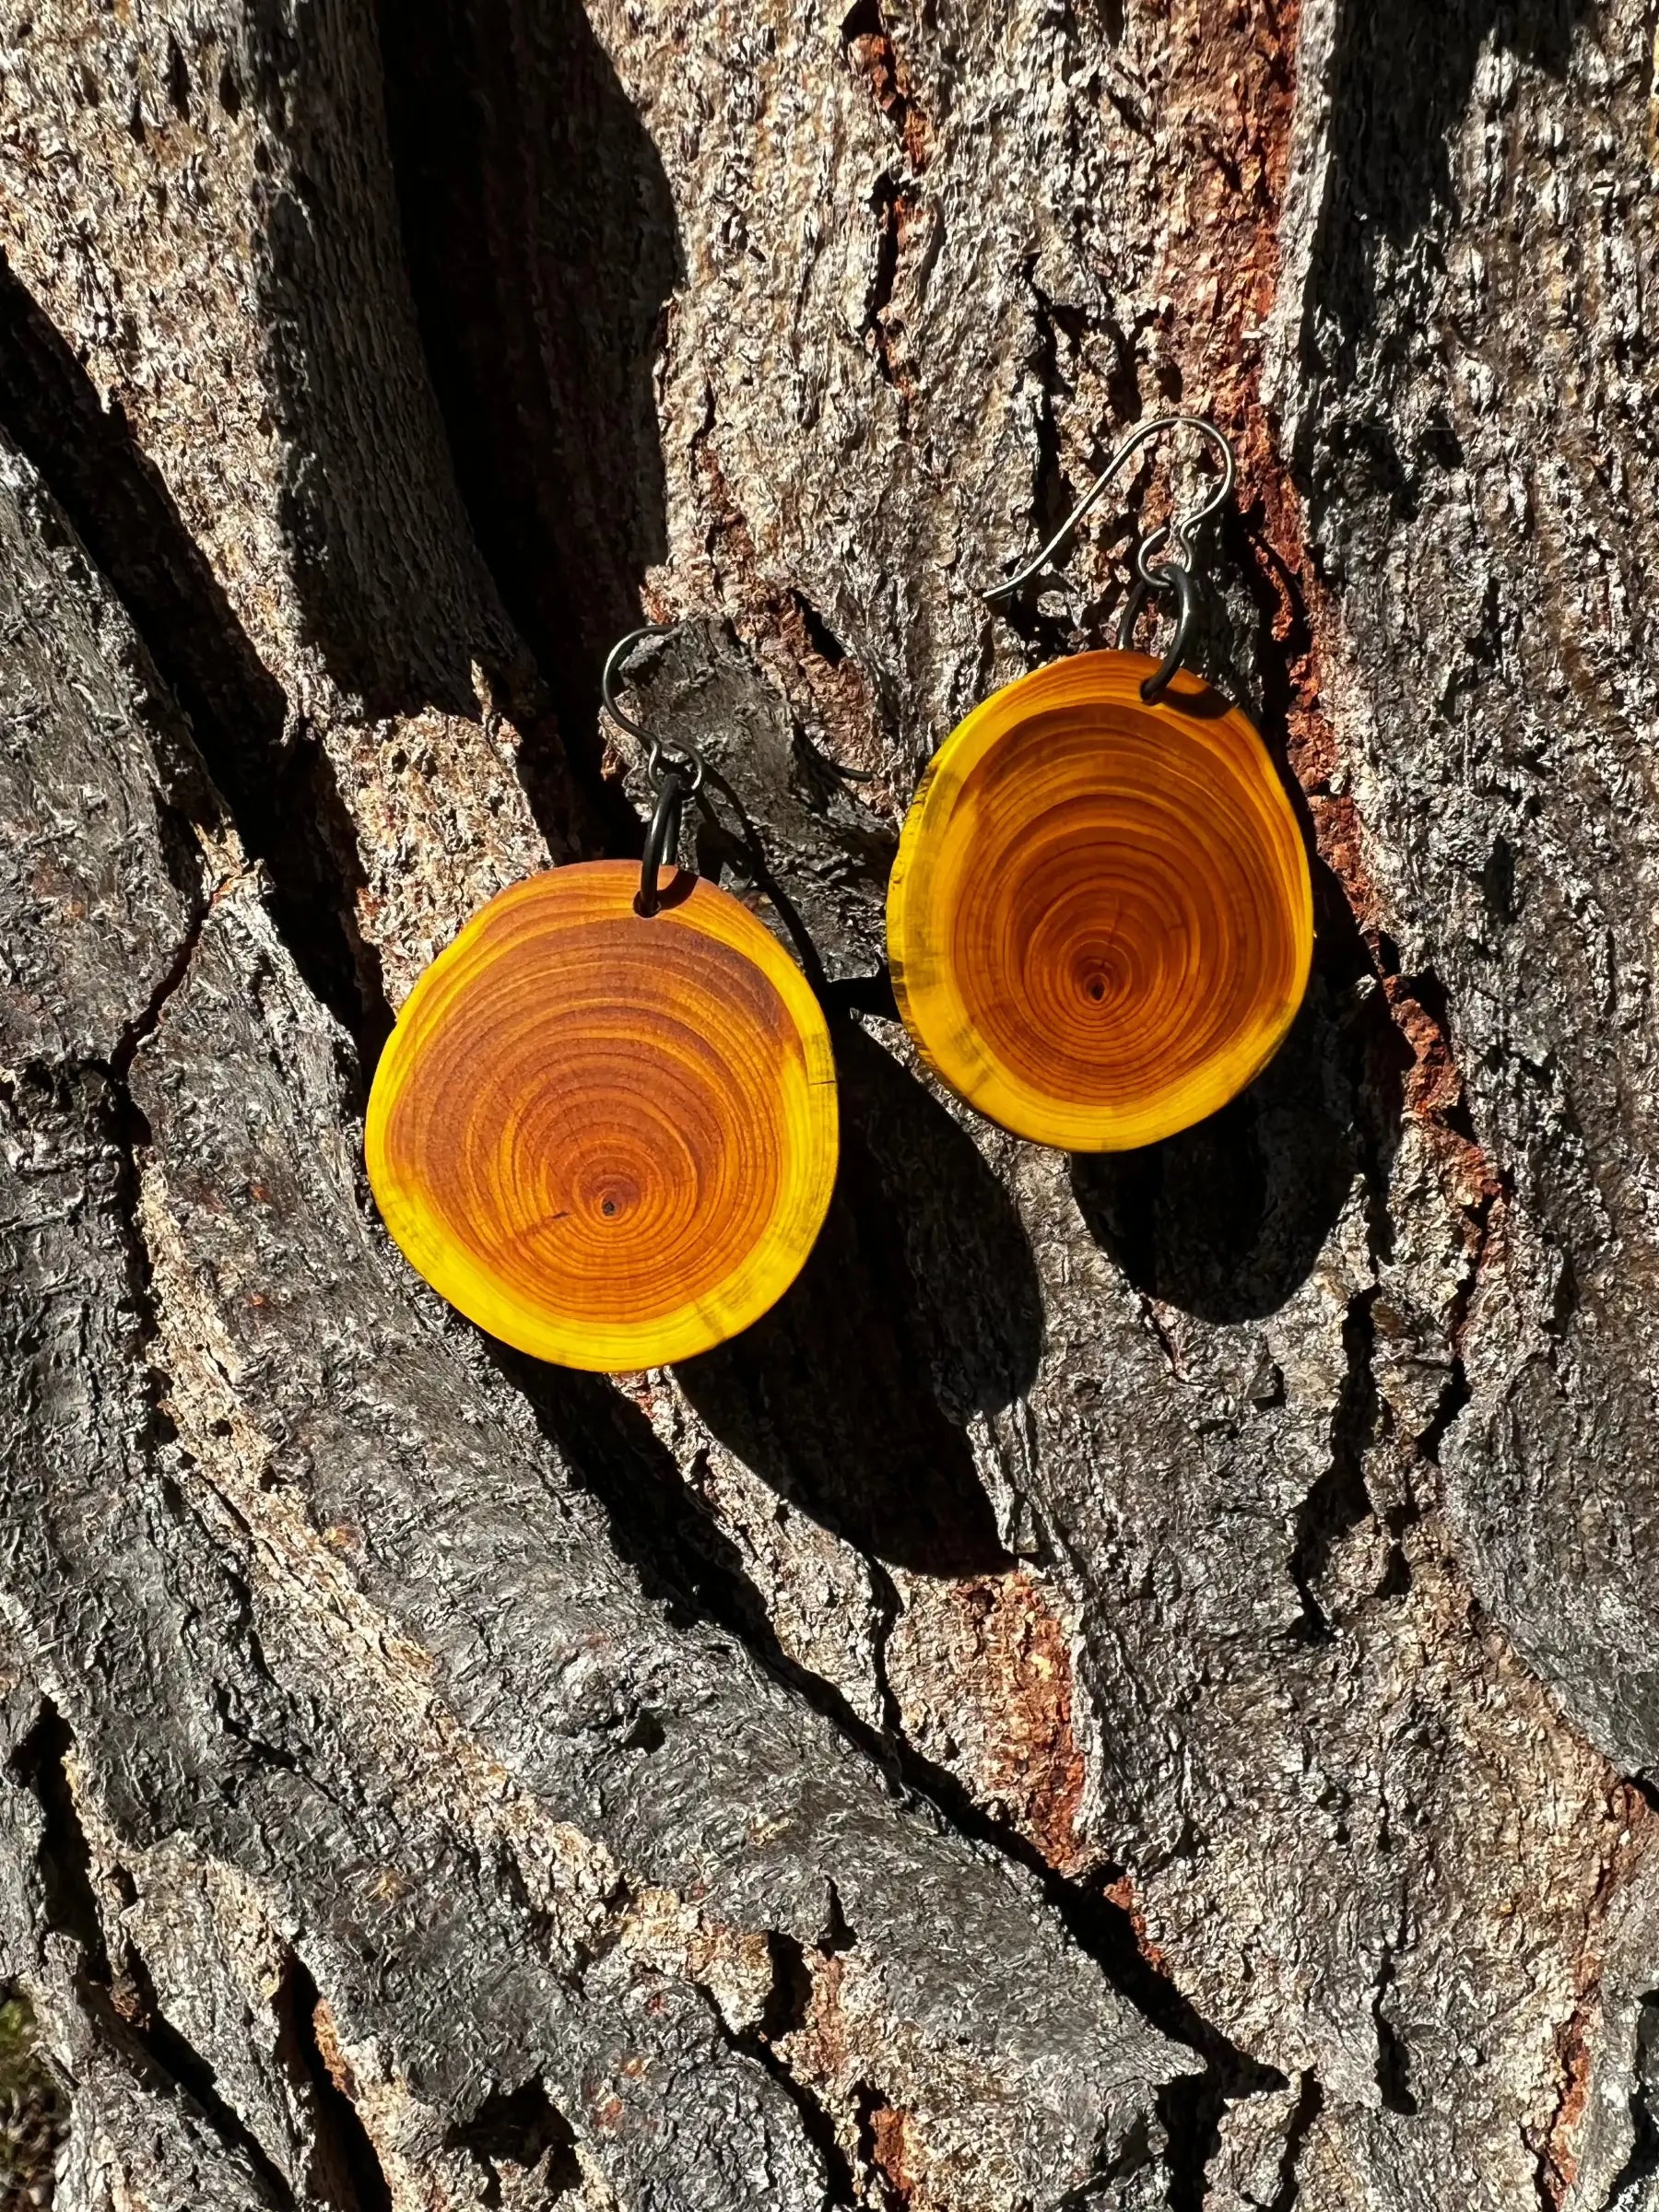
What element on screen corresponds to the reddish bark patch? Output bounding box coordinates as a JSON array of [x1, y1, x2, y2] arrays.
[[867, 2097, 920, 2202], [1102, 1869, 1171, 1973], [1159, 0, 1388, 932], [783, 1949, 853, 2082], [841, 0, 933, 171], [592, 2093, 626, 2136], [310, 1996, 359, 2100], [1541, 2018, 1594, 2206], [865, 181, 932, 424], [1386, 982, 1467, 1124], [890, 1568, 1091, 1876], [1538, 1783, 1659, 2206], [976, 1570, 1090, 1873], [1305, 794, 1379, 933], [1160, 0, 1495, 1205], [1159, 0, 1336, 862], [841, 0, 934, 433]]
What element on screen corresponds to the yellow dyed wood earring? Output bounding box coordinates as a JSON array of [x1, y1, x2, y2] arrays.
[[366, 623, 839, 1371], [888, 415, 1312, 1152]]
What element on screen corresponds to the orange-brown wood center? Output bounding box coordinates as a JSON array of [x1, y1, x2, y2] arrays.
[[366, 862, 839, 1369], [888, 651, 1312, 1150]]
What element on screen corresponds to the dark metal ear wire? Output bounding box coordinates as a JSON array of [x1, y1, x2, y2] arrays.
[[635, 769, 686, 917], [982, 413, 1235, 703], [602, 621, 705, 916], [982, 414, 1235, 601], [1116, 559, 1196, 705]]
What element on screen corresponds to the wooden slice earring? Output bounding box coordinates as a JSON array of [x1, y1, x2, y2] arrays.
[[366, 626, 839, 1371], [888, 418, 1312, 1153]]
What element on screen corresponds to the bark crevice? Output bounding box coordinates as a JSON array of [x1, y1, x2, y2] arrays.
[[5, 1, 1659, 2204], [0, 256, 385, 1057], [440, 2069, 580, 2207], [10, 1705, 297, 2207], [1602, 1994, 1659, 2209]]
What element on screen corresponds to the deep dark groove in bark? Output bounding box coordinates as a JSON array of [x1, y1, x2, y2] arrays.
[[1288, 1287, 1381, 1639], [279, 1956, 395, 2212], [853, 1731, 1282, 2148], [8, 1705, 109, 1977], [10, 1706, 297, 2206], [1603, 1995, 1659, 2207], [1268, 2073, 1324, 2211], [1159, 2071, 1228, 2212], [0, 253, 388, 1061], [737, 2026, 860, 2207], [120, 1947, 301, 2207], [1027, 271, 1083, 553], [1371, 1944, 1418, 2117], [376, 0, 681, 831], [441, 2070, 581, 2204]]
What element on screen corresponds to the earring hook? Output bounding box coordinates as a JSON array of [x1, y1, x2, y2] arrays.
[[982, 413, 1235, 606], [601, 621, 706, 796], [603, 620, 707, 917]]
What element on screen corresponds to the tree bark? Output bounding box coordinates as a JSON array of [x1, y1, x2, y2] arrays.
[[0, 1, 1656, 2207]]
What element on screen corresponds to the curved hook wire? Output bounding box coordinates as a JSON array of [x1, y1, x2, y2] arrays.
[[982, 413, 1235, 606], [603, 620, 706, 916], [601, 620, 705, 795], [636, 769, 686, 917], [1117, 559, 1196, 704]]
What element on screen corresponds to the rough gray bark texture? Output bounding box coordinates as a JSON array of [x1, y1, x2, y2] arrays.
[[0, 1, 1656, 2207]]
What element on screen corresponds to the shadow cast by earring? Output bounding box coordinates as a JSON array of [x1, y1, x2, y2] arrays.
[[676, 1020, 1041, 1576], [1069, 970, 1400, 1323]]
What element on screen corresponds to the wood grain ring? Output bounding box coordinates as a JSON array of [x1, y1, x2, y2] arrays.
[[888, 650, 1313, 1151], [366, 861, 839, 1370]]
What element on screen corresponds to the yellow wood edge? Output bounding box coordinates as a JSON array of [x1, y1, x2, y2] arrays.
[[365, 865, 840, 1370], [887, 653, 1314, 1152]]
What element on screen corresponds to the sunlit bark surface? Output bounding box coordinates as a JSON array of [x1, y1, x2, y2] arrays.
[[1, 2, 1657, 2205]]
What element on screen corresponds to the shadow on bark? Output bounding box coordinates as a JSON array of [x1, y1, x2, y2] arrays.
[[378, 0, 682, 799], [1314, 0, 1589, 509], [374, 0, 1029, 1571], [1069, 969, 1395, 1323], [0, 253, 389, 1065], [676, 1022, 1039, 1576], [1324, 0, 1583, 261], [1071, 373, 1419, 1325], [500, 1358, 790, 1644]]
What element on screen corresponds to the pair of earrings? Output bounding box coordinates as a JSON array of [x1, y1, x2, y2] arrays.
[[367, 416, 1312, 1372]]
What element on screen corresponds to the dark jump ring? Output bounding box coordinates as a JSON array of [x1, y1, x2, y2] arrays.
[[645, 738, 705, 796], [1117, 560, 1196, 703], [637, 771, 685, 917]]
